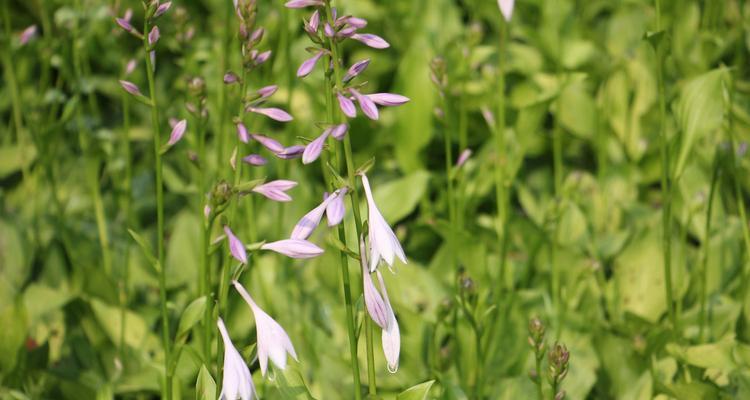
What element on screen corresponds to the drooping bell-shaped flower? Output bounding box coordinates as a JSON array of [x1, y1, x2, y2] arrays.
[[257, 85, 278, 99], [325, 188, 347, 226], [252, 180, 297, 202], [361, 174, 407, 272], [377, 270, 400, 373], [261, 239, 324, 259], [360, 239, 389, 329], [224, 226, 248, 264], [498, 0, 514, 22], [232, 281, 298, 375], [217, 318, 256, 400], [290, 190, 341, 240], [236, 123, 250, 143]]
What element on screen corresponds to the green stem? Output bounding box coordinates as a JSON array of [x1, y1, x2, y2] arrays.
[[495, 17, 509, 290], [119, 91, 132, 359], [144, 18, 171, 400], [698, 155, 718, 343], [534, 354, 543, 400], [196, 110, 212, 364]]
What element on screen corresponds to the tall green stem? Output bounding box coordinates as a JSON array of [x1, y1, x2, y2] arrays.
[[495, 17, 509, 289], [699, 153, 719, 342], [143, 18, 171, 400]]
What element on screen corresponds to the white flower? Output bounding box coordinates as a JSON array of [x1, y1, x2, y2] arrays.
[[217, 318, 256, 400], [498, 0, 514, 22], [360, 174, 407, 272], [232, 281, 298, 375]]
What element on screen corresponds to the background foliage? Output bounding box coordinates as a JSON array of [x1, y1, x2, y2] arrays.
[[2, 0, 750, 399]]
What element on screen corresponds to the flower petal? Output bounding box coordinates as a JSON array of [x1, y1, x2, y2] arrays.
[[167, 119, 187, 145]]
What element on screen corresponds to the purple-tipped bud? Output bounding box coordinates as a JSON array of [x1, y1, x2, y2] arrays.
[[119, 80, 142, 96], [337, 93, 357, 118], [247, 107, 293, 122], [224, 71, 240, 85], [154, 1, 172, 18], [252, 180, 297, 202], [343, 59, 371, 82], [351, 33, 390, 49], [254, 50, 272, 64], [290, 193, 338, 240], [236, 123, 250, 143], [345, 17, 367, 29], [326, 188, 347, 226], [297, 51, 324, 78], [243, 154, 268, 166], [19, 25, 37, 45], [261, 239, 324, 259], [224, 226, 248, 264], [302, 129, 331, 164], [148, 26, 160, 46], [456, 149, 472, 168], [276, 145, 305, 159], [204, 205, 211, 218], [125, 59, 137, 76], [250, 134, 285, 153], [116, 18, 135, 33], [331, 124, 348, 141], [250, 27, 265, 42], [324, 23, 334, 38], [284, 0, 324, 8], [307, 10, 320, 32], [337, 26, 357, 38], [257, 85, 278, 98], [351, 89, 379, 120], [167, 119, 187, 146], [367, 93, 410, 107]]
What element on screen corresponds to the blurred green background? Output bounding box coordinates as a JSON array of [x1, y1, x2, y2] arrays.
[[3, 0, 750, 398]]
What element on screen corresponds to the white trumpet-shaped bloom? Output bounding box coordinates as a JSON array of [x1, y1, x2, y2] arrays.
[[498, 0, 514, 22], [232, 281, 298, 375], [360, 174, 407, 272], [217, 318, 256, 400]]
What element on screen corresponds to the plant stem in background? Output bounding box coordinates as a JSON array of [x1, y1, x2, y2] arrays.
[[494, 16, 510, 290], [699, 151, 719, 342], [143, 18, 171, 400], [195, 109, 213, 364], [654, 0, 676, 332], [119, 89, 132, 359]]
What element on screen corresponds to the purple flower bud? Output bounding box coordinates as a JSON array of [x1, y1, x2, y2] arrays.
[[116, 17, 135, 33], [284, 0, 324, 8], [250, 27, 265, 42], [148, 26, 160, 46], [308, 10, 320, 32], [276, 145, 305, 159], [243, 154, 268, 166], [154, 1, 172, 18], [362, 244, 389, 329], [167, 119, 187, 146], [252, 180, 297, 202], [345, 17, 367, 29], [291, 193, 338, 240], [323, 23, 335, 38], [456, 149, 472, 168], [19, 25, 37, 45], [125, 59, 137, 76], [302, 129, 331, 164], [326, 188, 347, 226], [331, 124, 348, 140], [247, 107, 293, 122], [337, 26, 357, 38], [204, 205, 211, 218], [224, 226, 248, 264], [297, 51, 324, 78], [257, 85, 278, 98], [236, 123, 250, 143], [254, 50, 272, 64], [337, 93, 357, 118], [343, 59, 370, 82], [351, 33, 390, 49], [250, 134, 285, 153], [224, 71, 240, 85], [367, 93, 410, 107], [481, 106, 496, 127], [350, 88, 379, 120], [261, 239, 324, 259], [150, 50, 156, 70], [119, 80, 142, 96]]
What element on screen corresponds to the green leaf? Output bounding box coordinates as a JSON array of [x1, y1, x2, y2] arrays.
[[165, 212, 200, 289], [89, 298, 149, 349], [372, 170, 430, 223], [128, 228, 158, 270], [0, 144, 37, 179], [176, 296, 207, 341], [0, 219, 28, 306], [272, 365, 316, 399], [195, 365, 216, 400], [0, 300, 27, 373], [396, 380, 435, 400]]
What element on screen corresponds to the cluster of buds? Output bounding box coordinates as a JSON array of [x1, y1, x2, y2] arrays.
[[234, 0, 270, 71], [186, 77, 208, 119], [547, 342, 570, 400], [527, 317, 546, 382]]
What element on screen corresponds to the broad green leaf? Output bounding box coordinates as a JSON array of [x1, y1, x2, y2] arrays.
[[372, 171, 430, 223], [89, 298, 148, 349], [177, 296, 207, 341], [0, 144, 37, 179], [272, 365, 316, 400], [0, 300, 27, 373], [0, 219, 28, 305], [396, 380, 435, 400], [196, 365, 216, 400], [128, 228, 158, 269], [23, 284, 71, 322], [165, 212, 200, 289]]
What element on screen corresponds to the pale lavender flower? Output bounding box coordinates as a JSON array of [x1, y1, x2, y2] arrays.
[[290, 192, 339, 240], [217, 318, 256, 400], [330, 124, 348, 141], [377, 270, 400, 373], [124, 8, 133, 21], [167, 119, 187, 145], [204, 205, 211, 218], [257, 85, 278, 98], [250, 28, 265, 43], [276, 145, 305, 160], [125, 59, 137, 76], [243, 154, 267, 166], [224, 226, 248, 264], [154, 1, 173, 18], [247, 107, 293, 122], [250, 134, 284, 153], [254, 50, 272, 64], [367, 93, 410, 107], [350, 88, 379, 120], [224, 71, 240, 85], [498, 0, 515, 22], [480, 106, 495, 127], [261, 239, 324, 259], [323, 23, 334, 38], [361, 239, 389, 329], [361, 174, 407, 272], [456, 149, 472, 168], [284, 0, 324, 8], [325, 188, 347, 226], [343, 59, 370, 82], [297, 51, 324, 78], [148, 26, 160, 46], [337, 93, 356, 118], [119, 80, 142, 96], [232, 281, 298, 375], [304, 10, 320, 34], [19, 25, 37, 45], [252, 180, 297, 202], [236, 123, 250, 143], [302, 129, 331, 164], [351, 33, 390, 49], [343, 16, 367, 29], [337, 26, 357, 38], [115, 17, 135, 34]]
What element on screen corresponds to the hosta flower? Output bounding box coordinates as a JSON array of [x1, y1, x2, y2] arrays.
[[361, 174, 407, 272], [236, 123, 250, 143], [261, 239, 324, 259], [242, 154, 267, 166], [343, 59, 371, 82], [351, 33, 390, 49], [337, 93, 357, 118], [154, 1, 172, 19], [366, 93, 410, 107], [498, 0, 514, 22], [360, 239, 388, 329], [119, 80, 142, 96], [302, 128, 330, 164], [166, 119, 187, 146], [284, 0, 324, 8], [19, 25, 37, 45], [250, 134, 284, 153], [252, 180, 297, 202], [124, 59, 137, 76], [148, 26, 160, 46], [456, 148, 472, 168], [217, 318, 256, 400], [350, 88, 378, 120], [330, 124, 348, 140], [257, 85, 278, 98], [276, 145, 305, 160], [325, 188, 346, 226], [232, 281, 298, 375], [297, 50, 324, 78], [246, 106, 293, 122], [377, 270, 400, 373], [224, 71, 240, 85], [224, 226, 248, 264], [290, 190, 343, 239], [304, 10, 320, 34]]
